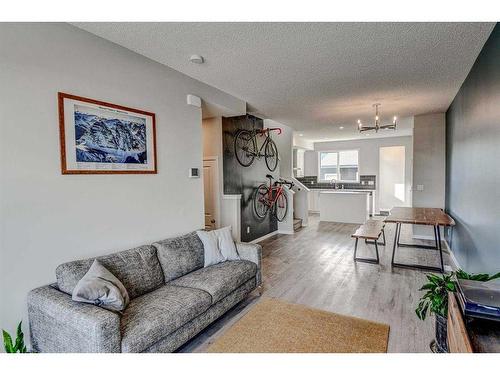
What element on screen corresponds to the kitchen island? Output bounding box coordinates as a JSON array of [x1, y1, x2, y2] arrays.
[[319, 191, 371, 224]]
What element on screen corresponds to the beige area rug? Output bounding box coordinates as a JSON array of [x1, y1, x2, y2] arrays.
[[207, 298, 390, 353]]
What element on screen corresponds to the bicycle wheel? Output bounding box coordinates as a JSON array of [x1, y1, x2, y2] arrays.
[[234, 130, 256, 167], [274, 190, 288, 222], [253, 184, 270, 218], [264, 138, 279, 172]]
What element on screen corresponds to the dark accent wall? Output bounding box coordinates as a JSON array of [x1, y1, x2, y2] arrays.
[[222, 115, 278, 242], [446, 24, 500, 273]]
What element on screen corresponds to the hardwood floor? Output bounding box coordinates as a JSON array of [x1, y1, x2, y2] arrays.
[[181, 214, 449, 353]]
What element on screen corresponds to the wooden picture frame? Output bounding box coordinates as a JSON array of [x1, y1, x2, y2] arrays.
[[58, 92, 157, 174]]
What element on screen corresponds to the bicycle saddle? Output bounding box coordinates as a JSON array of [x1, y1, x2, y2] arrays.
[[266, 174, 273, 179]]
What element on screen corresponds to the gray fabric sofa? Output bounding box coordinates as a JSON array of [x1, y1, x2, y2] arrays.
[[27, 231, 262, 353]]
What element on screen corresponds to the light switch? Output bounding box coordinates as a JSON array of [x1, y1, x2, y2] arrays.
[[189, 168, 200, 178], [417, 184, 424, 191]]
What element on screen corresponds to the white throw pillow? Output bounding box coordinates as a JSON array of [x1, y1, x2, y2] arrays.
[[197, 230, 226, 267], [215, 226, 240, 261]]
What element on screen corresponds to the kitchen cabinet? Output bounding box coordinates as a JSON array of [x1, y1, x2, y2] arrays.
[[308, 189, 375, 215], [308, 190, 320, 212]]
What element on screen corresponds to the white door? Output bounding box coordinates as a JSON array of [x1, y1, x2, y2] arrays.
[[203, 159, 219, 230], [379, 146, 406, 212]]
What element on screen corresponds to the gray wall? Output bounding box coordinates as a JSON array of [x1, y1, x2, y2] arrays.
[[413, 113, 446, 238], [446, 24, 500, 274], [0, 23, 245, 337]]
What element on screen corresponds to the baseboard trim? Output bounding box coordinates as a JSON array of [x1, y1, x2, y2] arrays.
[[278, 230, 295, 235], [249, 230, 279, 244], [445, 240, 463, 271], [412, 234, 435, 241]]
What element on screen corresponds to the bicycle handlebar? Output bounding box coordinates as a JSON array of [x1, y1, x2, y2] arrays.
[[277, 178, 294, 188], [257, 127, 282, 135]]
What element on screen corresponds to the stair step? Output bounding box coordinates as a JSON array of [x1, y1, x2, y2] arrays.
[[293, 218, 302, 231]]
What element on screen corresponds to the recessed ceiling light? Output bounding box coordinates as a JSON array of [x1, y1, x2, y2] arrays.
[[298, 133, 304, 137], [189, 54, 204, 64], [339, 126, 344, 130]]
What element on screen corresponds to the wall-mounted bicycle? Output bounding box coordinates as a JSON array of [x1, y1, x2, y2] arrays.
[[253, 174, 294, 222], [233, 127, 281, 171]]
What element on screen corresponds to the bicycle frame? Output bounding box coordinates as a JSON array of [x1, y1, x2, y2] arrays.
[[248, 128, 281, 157], [260, 182, 286, 210]]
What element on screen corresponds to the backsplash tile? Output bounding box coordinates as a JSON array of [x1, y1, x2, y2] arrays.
[[297, 175, 376, 190]]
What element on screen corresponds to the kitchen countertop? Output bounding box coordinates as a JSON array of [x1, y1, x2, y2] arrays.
[[308, 188, 375, 192], [319, 190, 371, 195]]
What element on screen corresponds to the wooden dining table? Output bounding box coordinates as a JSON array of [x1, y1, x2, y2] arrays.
[[384, 207, 456, 272]]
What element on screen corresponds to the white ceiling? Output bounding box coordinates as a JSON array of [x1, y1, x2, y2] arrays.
[[73, 22, 494, 142]]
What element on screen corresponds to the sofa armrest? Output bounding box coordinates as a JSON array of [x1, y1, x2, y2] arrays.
[[236, 242, 262, 286], [28, 285, 121, 353]]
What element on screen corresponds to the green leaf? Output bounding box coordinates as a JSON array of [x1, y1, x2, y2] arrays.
[[456, 269, 500, 281], [3, 330, 14, 353], [419, 283, 435, 291], [489, 272, 500, 281], [445, 282, 456, 291], [426, 274, 440, 283]]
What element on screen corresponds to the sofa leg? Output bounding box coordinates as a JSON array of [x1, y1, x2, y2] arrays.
[[256, 285, 264, 296]]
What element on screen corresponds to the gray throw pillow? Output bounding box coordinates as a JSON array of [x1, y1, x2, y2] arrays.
[[72, 259, 130, 311]]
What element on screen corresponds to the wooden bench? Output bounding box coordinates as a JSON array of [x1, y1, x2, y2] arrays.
[[351, 219, 386, 264]]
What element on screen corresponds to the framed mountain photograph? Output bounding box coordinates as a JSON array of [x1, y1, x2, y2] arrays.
[[58, 92, 157, 174]]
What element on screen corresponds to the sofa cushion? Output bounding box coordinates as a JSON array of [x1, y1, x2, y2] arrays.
[[56, 245, 164, 300], [152, 231, 204, 283], [120, 285, 212, 353], [170, 260, 257, 304]]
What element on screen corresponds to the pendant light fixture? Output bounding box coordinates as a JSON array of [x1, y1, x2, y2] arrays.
[[358, 104, 397, 133]]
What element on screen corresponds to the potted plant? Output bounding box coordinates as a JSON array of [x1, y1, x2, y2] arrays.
[[2, 321, 27, 353], [416, 270, 500, 353], [415, 273, 456, 353]]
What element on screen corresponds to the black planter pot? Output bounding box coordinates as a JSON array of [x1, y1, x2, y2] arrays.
[[434, 314, 448, 353]]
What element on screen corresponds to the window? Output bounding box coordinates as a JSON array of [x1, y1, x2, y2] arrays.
[[319, 150, 359, 182]]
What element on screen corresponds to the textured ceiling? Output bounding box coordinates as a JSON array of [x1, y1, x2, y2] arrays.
[[73, 22, 494, 141]]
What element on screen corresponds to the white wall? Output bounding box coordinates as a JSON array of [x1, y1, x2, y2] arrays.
[[265, 119, 293, 178], [0, 23, 245, 337], [304, 150, 318, 176], [413, 113, 446, 238], [293, 136, 314, 150], [313, 136, 414, 213]]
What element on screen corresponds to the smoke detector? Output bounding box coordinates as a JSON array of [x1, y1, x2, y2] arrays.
[[189, 54, 204, 64]]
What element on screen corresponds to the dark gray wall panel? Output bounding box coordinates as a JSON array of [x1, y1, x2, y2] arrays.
[[446, 24, 500, 273], [222, 115, 279, 242]]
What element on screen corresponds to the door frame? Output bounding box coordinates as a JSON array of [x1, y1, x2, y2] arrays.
[[203, 156, 221, 229]]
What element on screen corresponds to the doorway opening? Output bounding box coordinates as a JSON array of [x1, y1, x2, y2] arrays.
[[379, 146, 406, 213], [203, 156, 220, 230]]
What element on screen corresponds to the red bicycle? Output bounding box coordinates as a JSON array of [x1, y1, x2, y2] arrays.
[[234, 127, 281, 171], [253, 174, 294, 222]]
